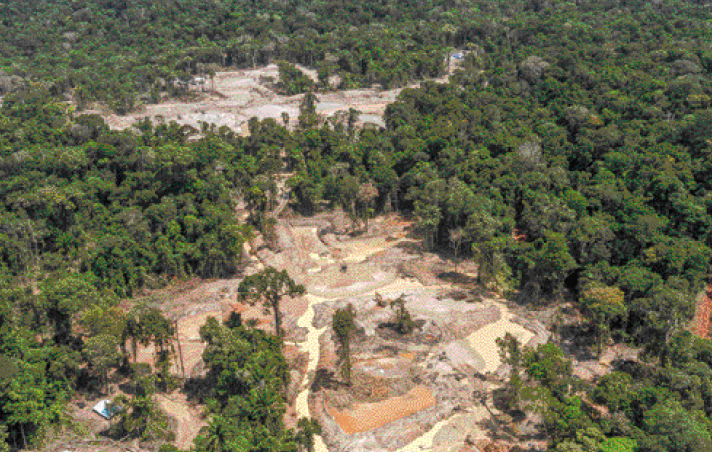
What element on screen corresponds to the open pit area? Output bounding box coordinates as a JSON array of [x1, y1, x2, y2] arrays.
[[256, 212, 552, 451], [104, 73, 554, 447], [93, 64, 401, 133], [89, 54, 465, 135], [87, 197, 557, 452], [133, 210, 552, 452]]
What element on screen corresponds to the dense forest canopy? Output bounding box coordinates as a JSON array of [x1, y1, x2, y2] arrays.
[[1, 0, 712, 451]]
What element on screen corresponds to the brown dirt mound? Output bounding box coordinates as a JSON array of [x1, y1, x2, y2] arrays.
[[326, 386, 435, 434]]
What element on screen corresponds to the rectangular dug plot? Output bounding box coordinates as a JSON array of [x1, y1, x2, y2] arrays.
[[327, 386, 436, 434]]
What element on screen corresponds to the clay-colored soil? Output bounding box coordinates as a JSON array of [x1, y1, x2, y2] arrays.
[[155, 393, 207, 450], [92, 64, 399, 134], [136, 310, 224, 377], [326, 386, 436, 434], [466, 299, 534, 373]]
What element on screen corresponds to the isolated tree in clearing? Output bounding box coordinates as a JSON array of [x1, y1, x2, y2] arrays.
[[332, 303, 357, 385], [237, 267, 305, 338]]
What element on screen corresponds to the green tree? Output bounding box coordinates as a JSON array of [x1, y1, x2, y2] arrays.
[[237, 267, 305, 339], [523, 343, 574, 398], [473, 237, 510, 288], [527, 232, 576, 297], [113, 371, 174, 442], [635, 283, 695, 366], [298, 92, 320, 129], [553, 427, 605, 452], [84, 334, 122, 394], [80, 306, 127, 340], [600, 437, 637, 452], [414, 200, 441, 251], [356, 182, 378, 232], [42, 275, 101, 344], [641, 399, 712, 452], [496, 332, 524, 411], [332, 304, 357, 385], [0, 361, 69, 450], [594, 371, 634, 413], [391, 295, 415, 335], [137, 307, 176, 390], [579, 284, 626, 355], [296, 418, 322, 452], [277, 62, 315, 96]]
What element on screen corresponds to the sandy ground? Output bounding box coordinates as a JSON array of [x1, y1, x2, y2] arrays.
[[90, 52, 468, 134], [124, 208, 534, 452], [466, 299, 535, 374], [94, 64, 399, 133], [327, 386, 436, 434], [339, 236, 416, 264], [394, 405, 490, 452], [155, 393, 207, 450], [294, 294, 330, 452], [135, 309, 223, 377], [280, 221, 535, 451], [174, 310, 220, 377]]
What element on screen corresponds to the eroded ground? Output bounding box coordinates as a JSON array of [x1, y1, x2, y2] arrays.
[[95, 210, 551, 452], [89, 53, 465, 135], [92, 64, 402, 133], [245, 213, 550, 452]]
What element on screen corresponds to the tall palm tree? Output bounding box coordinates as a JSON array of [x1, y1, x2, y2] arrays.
[[202, 416, 229, 452]]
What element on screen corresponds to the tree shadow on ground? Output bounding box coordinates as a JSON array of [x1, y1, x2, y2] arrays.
[[183, 375, 211, 404], [311, 368, 340, 392], [395, 239, 423, 255], [476, 416, 517, 442], [611, 358, 654, 380], [437, 271, 476, 285], [558, 323, 597, 362]]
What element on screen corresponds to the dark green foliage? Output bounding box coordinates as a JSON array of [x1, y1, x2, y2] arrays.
[[392, 296, 415, 335], [113, 370, 174, 443], [194, 319, 297, 452], [277, 63, 315, 96], [332, 304, 357, 385], [0, 0, 450, 113], [83, 333, 121, 394], [496, 332, 524, 411], [0, 109, 256, 296], [594, 372, 634, 413], [1, 0, 712, 449], [296, 418, 322, 452]]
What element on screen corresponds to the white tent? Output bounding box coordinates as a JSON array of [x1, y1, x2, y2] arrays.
[[92, 399, 120, 420]]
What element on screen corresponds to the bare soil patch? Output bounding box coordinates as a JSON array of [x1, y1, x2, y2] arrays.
[[327, 386, 436, 434], [90, 64, 419, 134], [155, 393, 207, 450]]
